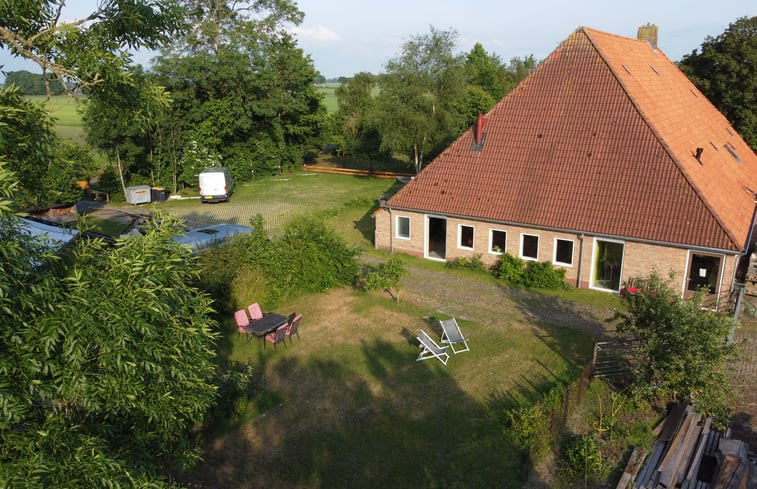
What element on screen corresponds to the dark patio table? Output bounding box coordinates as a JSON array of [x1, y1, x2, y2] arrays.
[[246, 313, 288, 337]]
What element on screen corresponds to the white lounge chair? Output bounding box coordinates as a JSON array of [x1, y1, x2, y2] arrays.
[[416, 330, 449, 365], [439, 318, 470, 354]]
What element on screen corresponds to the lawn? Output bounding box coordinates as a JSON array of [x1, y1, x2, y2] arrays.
[[192, 286, 593, 488], [155, 172, 402, 235], [152, 173, 599, 488]]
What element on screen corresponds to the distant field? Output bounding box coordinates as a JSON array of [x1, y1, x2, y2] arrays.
[[27, 95, 86, 143], [316, 84, 339, 113]]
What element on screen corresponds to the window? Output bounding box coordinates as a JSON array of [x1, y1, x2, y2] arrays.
[[396, 216, 410, 239], [554, 239, 574, 266], [520, 234, 539, 260], [490, 229, 507, 254], [459, 225, 474, 249]]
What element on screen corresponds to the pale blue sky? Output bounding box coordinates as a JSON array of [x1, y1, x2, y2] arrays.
[[1, 1, 754, 80]]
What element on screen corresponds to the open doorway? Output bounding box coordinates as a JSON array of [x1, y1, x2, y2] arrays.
[[685, 253, 722, 303], [427, 216, 447, 260]]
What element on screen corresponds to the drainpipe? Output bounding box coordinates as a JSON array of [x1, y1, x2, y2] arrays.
[[576, 234, 585, 288], [388, 207, 394, 253]]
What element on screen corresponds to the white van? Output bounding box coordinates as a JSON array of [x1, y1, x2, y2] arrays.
[[198, 167, 234, 203]]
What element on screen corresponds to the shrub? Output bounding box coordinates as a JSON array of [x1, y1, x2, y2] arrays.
[[207, 361, 260, 425], [241, 214, 360, 307], [363, 255, 407, 301], [445, 253, 487, 272], [521, 260, 566, 289], [559, 433, 609, 485], [493, 253, 524, 283]]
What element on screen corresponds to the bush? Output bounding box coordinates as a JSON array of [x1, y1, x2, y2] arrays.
[[207, 361, 260, 425], [363, 255, 407, 301], [493, 253, 524, 282], [521, 260, 566, 289], [241, 214, 360, 308], [445, 254, 487, 272], [559, 434, 609, 485]]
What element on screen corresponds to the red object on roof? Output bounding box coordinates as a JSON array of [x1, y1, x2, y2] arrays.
[[386, 27, 757, 252]]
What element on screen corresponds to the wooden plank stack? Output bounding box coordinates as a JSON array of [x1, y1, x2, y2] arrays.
[[628, 403, 755, 489]]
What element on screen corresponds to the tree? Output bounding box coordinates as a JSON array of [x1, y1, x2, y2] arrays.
[[152, 0, 324, 183], [0, 1, 185, 93], [373, 26, 467, 174], [82, 67, 171, 197], [334, 72, 386, 159], [613, 271, 737, 426], [465, 43, 512, 101], [0, 170, 219, 486], [4, 70, 64, 95], [0, 85, 59, 206], [680, 16, 757, 151]]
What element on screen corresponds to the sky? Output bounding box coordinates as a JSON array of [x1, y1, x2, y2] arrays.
[[1, 1, 754, 81]]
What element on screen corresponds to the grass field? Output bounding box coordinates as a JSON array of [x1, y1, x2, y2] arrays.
[[27, 94, 86, 143], [316, 83, 339, 113], [156, 172, 401, 235]]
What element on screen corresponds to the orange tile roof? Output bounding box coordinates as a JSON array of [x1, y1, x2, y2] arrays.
[[387, 27, 757, 252]]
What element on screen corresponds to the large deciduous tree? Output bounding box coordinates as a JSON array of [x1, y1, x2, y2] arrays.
[[613, 272, 737, 427], [0, 164, 219, 485], [0, 85, 59, 206], [680, 16, 757, 151], [151, 0, 324, 186], [373, 27, 467, 174], [0, 0, 185, 93]]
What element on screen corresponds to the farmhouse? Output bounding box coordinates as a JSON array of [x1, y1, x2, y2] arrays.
[[374, 26, 757, 302]]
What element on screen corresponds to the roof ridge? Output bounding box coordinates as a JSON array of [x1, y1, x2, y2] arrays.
[[581, 27, 742, 251]]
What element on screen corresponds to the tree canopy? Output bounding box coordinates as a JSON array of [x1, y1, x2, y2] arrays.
[[148, 0, 324, 187], [373, 27, 467, 174], [0, 0, 186, 92], [680, 16, 757, 151], [3, 70, 64, 95], [0, 176, 219, 485]]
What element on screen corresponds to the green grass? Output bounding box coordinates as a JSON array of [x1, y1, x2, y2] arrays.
[[27, 94, 86, 143], [316, 84, 339, 113], [195, 287, 593, 488], [156, 172, 402, 234]]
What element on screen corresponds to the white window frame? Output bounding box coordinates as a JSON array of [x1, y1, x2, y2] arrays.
[[553, 238, 575, 267], [458, 224, 475, 250], [520, 233, 539, 261], [395, 215, 410, 240]]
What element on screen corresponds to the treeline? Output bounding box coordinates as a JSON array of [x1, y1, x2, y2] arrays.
[[2, 70, 66, 95]]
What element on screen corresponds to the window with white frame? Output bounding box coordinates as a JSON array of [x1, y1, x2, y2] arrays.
[[520, 233, 539, 260], [396, 216, 410, 239], [490, 229, 507, 254], [554, 238, 574, 266], [459, 225, 474, 249]]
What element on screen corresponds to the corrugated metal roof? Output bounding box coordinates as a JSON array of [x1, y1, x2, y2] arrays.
[[387, 27, 757, 251]]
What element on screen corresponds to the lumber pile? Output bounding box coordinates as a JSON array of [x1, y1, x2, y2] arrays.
[[629, 403, 755, 489]]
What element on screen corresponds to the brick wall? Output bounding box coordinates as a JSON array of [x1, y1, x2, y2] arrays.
[[375, 210, 740, 297]]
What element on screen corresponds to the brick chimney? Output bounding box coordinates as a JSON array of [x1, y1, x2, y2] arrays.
[[637, 23, 658, 49]]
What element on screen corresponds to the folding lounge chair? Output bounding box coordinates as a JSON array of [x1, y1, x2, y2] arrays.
[[416, 330, 449, 365], [439, 318, 469, 354]]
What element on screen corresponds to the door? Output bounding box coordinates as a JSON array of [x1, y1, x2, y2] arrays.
[[685, 253, 722, 302], [592, 240, 624, 291], [427, 217, 447, 260]]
